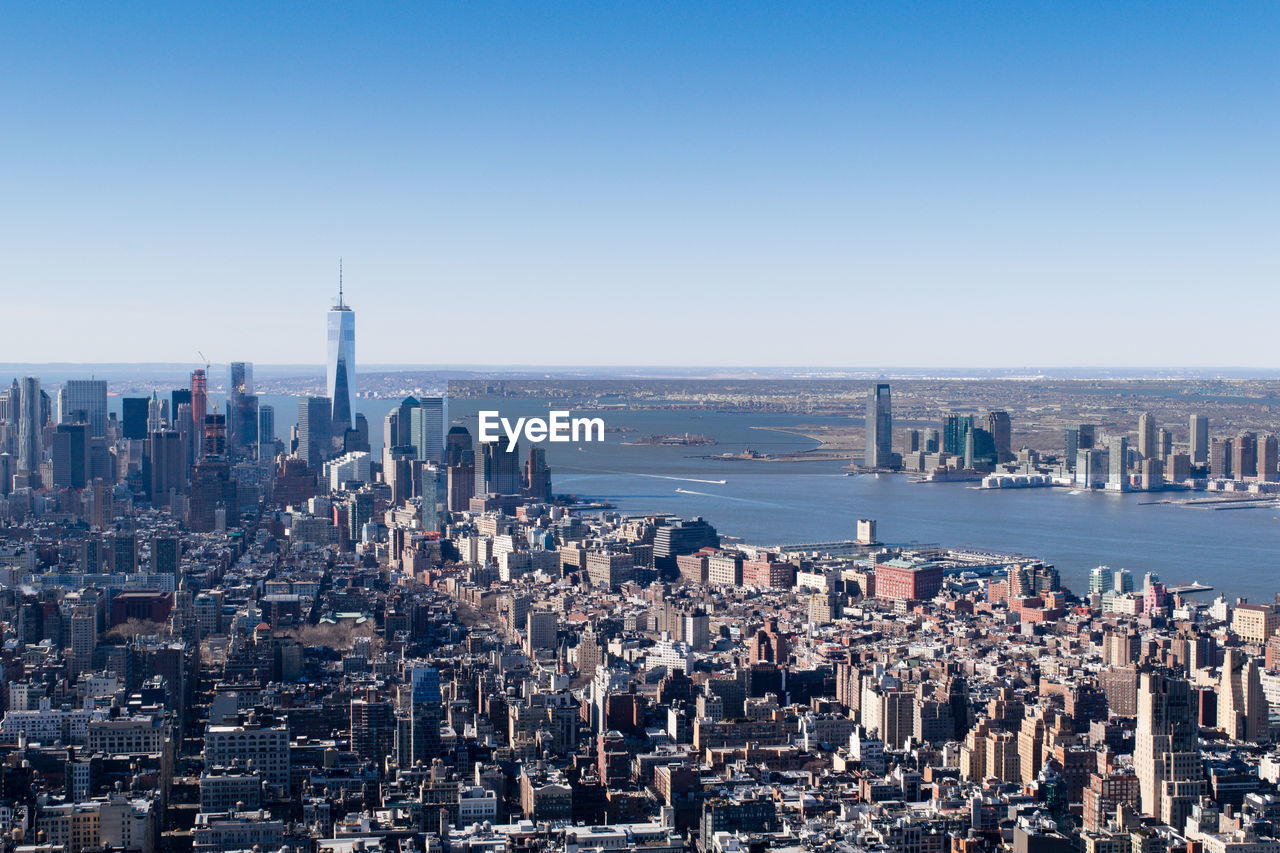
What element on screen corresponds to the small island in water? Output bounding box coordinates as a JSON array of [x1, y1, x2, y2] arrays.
[[623, 433, 717, 446]]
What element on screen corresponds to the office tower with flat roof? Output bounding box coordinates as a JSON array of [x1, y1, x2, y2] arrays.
[[17, 376, 42, 475], [1137, 412, 1157, 461], [864, 383, 892, 468], [0, 379, 15, 425], [410, 396, 446, 464], [944, 413, 974, 457], [51, 423, 90, 489], [1063, 426, 1079, 469], [524, 446, 551, 501], [1259, 434, 1278, 482], [1190, 414, 1209, 465], [57, 380, 107, 437], [297, 396, 332, 470], [1210, 438, 1233, 479], [1233, 431, 1257, 480], [227, 362, 258, 460], [986, 411, 1012, 462], [121, 397, 149, 440], [1106, 436, 1129, 491], [147, 429, 186, 504], [171, 388, 192, 417], [258, 404, 275, 457], [475, 435, 521, 496], [327, 277, 356, 432]]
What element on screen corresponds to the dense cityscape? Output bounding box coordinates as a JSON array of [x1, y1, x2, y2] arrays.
[[1, 292, 1280, 853]]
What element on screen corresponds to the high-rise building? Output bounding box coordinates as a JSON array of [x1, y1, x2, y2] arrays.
[[1137, 412, 1157, 461], [410, 397, 447, 464], [1233, 431, 1257, 481], [327, 276, 356, 432], [1210, 438, 1233, 479], [171, 388, 192, 419], [51, 423, 90, 489], [446, 426, 473, 466], [864, 383, 892, 468], [350, 697, 396, 765], [944, 414, 975, 457], [446, 427, 475, 512], [147, 430, 186, 503], [297, 396, 332, 470], [409, 666, 443, 764], [387, 396, 417, 450], [57, 380, 108, 438], [476, 435, 521, 496], [121, 397, 150, 440], [1189, 414, 1209, 465], [190, 369, 208, 458], [1135, 672, 1203, 826], [986, 411, 1013, 463], [1259, 434, 1278, 482], [227, 362, 258, 460], [1106, 436, 1128, 491], [258, 405, 276, 458], [16, 376, 43, 475], [1218, 649, 1266, 743], [524, 446, 552, 501]]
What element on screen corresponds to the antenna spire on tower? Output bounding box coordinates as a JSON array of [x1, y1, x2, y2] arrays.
[[338, 258, 344, 309]]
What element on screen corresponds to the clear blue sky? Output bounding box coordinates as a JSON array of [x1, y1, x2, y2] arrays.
[[3, 2, 1276, 367]]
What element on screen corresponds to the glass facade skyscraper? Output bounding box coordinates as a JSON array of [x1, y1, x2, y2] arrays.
[[865, 383, 892, 468], [57, 379, 108, 438], [327, 288, 356, 432]]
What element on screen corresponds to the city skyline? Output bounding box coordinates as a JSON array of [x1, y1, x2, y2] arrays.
[[4, 3, 1278, 366]]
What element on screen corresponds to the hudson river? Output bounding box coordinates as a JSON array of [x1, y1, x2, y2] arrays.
[[448, 400, 1280, 603], [266, 395, 1280, 602]]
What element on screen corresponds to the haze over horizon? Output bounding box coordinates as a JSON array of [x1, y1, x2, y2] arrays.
[[4, 2, 1276, 366]]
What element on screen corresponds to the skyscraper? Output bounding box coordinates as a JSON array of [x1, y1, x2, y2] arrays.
[[944, 414, 974, 457], [1135, 671, 1204, 826], [864, 383, 892, 469], [147, 391, 162, 434], [297, 396, 332, 470], [1137, 412, 1157, 461], [57, 380, 108, 438], [1219, 648, 1266, 743], [524, 446, 551, 501], [121, 397, 149, 440], [1233, 431, 1257, 481], [1189, 414, 1209, 465], [190, 369, 208, 458], [986, 411, 1012, 463], [147, 429, 185, 504], [258, 404, 276, 458], [1106, 436, 1128, 491], [1259, 434, 1278, 483], [476, 435, 521, 496], [327, 272, 356, 432], [409, 396, 447, 464], [227, 362, 258, 460], [17, 376, 42, 475], [51, 423, 90, 489]]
